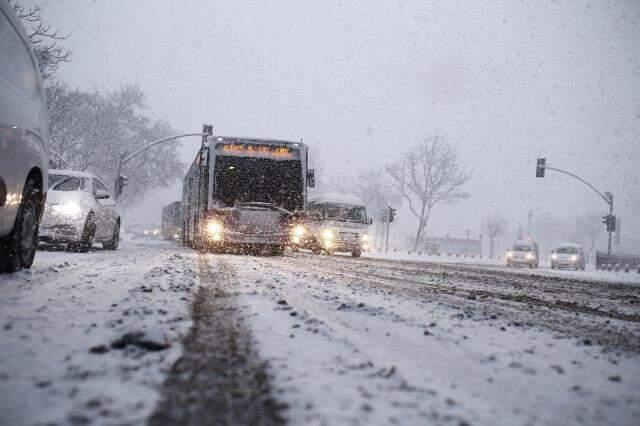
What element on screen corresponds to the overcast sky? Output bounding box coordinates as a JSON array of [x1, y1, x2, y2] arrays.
[[34, 0, 640, 249]]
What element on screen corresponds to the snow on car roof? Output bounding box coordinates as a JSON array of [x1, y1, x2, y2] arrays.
[[308, 193, 365, 206], [513, 240, 535, 246], [49, 169, 97, 179]]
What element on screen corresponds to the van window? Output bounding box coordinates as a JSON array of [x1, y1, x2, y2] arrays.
[[0, 10, 40, 100]]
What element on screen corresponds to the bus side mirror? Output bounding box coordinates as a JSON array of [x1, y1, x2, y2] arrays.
[[307, 169, 315, 188]]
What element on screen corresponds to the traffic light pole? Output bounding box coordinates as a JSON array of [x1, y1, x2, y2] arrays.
[[539, 163, 614, 255], [113, 132, 210, 200]]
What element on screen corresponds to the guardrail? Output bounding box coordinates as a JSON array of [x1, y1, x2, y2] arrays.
[[596, 251, 640, 273]]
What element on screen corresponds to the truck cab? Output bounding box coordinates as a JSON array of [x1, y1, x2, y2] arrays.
[[297, 193, 372, 257]]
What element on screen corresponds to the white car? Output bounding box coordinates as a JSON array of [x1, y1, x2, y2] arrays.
[[0, 2, 49, 272], [506, 240, 540, 268], [551, 243, 586, 270], [39, 170, 121, 252]]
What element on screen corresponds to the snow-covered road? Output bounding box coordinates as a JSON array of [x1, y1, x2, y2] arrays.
[[1, 240, 639, 425]]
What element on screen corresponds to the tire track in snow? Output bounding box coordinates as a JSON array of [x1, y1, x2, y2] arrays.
[[149, 255, 286, 426]]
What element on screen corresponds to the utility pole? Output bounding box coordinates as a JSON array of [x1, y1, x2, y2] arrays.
[[536, 158, 615, 256], [385, 206, 397, 254], [466, 229, 470, 256]]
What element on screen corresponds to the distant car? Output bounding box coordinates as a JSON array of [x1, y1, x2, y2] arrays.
[[0, 2, 49, 272], [506, 240, 539, 268], [39, 170, 121, 252], [551, 243, 586, 270]]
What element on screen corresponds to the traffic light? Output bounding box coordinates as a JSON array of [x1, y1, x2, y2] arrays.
[[602, 214, 616, 232], [536, 158, 546, 178], [388, 206, 397, 223]]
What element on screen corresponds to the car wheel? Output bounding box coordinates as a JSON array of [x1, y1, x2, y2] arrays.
[[0, 179, 40, 273], [352, 248, 362, 258], [70, 214, 95, 253], [102, 221, 120, 250]]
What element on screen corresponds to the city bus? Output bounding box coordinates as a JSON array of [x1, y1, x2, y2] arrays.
[[181, 136, 313, 255]]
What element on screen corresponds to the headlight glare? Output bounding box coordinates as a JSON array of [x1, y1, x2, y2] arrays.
[[206, 220, 223, 235], [321, 228, 335, 241], [52, 201, 81, 216], [361, 233, 369, 242], [292, 225, 306, 237]]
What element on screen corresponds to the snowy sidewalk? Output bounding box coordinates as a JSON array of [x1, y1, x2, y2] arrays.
[[0, 239, 197, 425]]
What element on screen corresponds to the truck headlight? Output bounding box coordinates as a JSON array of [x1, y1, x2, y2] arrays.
[[51, 201, 81, 217], [321, 228, 335, 241], [206, 220, 223, 241]]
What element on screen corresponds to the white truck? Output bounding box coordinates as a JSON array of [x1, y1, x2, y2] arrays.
[[294, 193, 372, 257]]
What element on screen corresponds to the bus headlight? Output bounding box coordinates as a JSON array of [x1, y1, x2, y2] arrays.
[[206, 220, 223, 241]]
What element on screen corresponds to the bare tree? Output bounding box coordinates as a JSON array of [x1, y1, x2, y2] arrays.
[[10, 0, 71, 80], [386, 135, 470, 251], [483, 214, 508, 258], [46, 83, 183, 205], [352, 169, 400, 248]]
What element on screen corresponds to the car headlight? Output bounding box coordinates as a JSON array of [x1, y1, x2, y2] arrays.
[[321, 228, 335, 241], [507, 251, 513, 258], [526, 253, 533, 259], [361, 233, 370, 242], [551, 254, 557, 260], [51, 201, 81, 216], [144, 230, 149, 235], [153, 229, 160, 235], [570, 255, 578, 261], [291, 225, 306, 237]]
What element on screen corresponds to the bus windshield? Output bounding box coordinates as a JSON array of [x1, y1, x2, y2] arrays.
[[214, 155, 303, 212]]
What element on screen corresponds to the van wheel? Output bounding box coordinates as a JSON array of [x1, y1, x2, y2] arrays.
[[0, 179, 40, 273], [103, 221, 120, 250]]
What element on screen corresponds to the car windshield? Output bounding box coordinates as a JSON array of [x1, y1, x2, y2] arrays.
[[324, 204, 367, 223], [513, 244, 532, 252], [556, 246, 578, 254], [49, 175, 82, 191]]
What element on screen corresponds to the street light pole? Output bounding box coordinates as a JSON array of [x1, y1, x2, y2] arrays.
[[536, 160, 615, 256], [114, 132, 210, 200]]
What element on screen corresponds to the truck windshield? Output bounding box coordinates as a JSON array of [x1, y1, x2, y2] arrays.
[[324, 204, 367, 223], [556, 246, 577, 254], [214, 155, 303, 211]]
